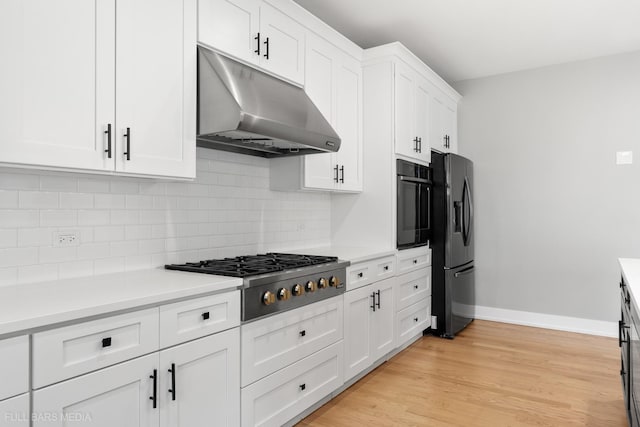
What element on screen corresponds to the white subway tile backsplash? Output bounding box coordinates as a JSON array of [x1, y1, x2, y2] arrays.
[[18, 264, 58, 284], [77, 210, 110, 226], [95, 194, 126, 209], [0, 151, 331, 286], [0, 247, 38, 268], [40, 176, 77, 192], [0, 190, 18, 208], [19, 191, 59, 209], [60, 192, 94, 209], [1, 210, 39, 228], [39, 246, 77, 264], [0, 229, 17, 248], [40, 210, 77, 227]]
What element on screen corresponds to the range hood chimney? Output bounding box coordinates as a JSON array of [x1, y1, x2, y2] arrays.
[[196, 46, 341, 158]]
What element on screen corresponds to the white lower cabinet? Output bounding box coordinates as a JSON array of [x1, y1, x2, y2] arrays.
[[32, 328, 240, 427], [241, 341, 343, 427], [0, 335, 29, 401], [343, 277, 395, 382], [0, 393, 29, 427], [397, 297, 431, 346], [241, 297, 343, 387], [33, 353, 159, 427], [159, 329, 240, 427]]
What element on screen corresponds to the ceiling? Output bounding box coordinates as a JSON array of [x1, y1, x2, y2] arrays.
[[293, 0, 640, 83]]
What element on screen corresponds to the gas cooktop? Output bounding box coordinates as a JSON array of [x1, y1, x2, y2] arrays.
[[165, 253, 339, 278]]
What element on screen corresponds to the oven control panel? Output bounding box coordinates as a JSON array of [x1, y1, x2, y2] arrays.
[[242, 266, 346, 322]]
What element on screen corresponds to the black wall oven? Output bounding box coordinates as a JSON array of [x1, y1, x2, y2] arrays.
[[397, 159, 432, 249]]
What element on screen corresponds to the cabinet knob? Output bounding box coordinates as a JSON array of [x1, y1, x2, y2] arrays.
[[202, 311, 210, 320], [299, 330, 306, 337], [102, 337, 112, 348], [414, 317, 419, 322], [299, 383, 306, 391]]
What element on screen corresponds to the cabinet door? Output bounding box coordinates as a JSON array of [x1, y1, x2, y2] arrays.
[[414, 78, 431, 163], [0, 335, 28, 401], [160, 329, 240, 427], [344, 284, 374, 381], [33, 354, 158, 427], [115, 0, 196, 178], [0, 393, 29, 427], [303, 33, 337, 190], [258, 2, 305, 85], [394, 61, 416, 159], [335, 54, 363, 191], [371, 277, 396, 360], [0, 0, 115, 171], [443, 101, 458, 154], [198, 0, 260, 65]]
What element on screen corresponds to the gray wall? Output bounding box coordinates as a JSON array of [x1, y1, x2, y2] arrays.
[[454, 50, 640, 322]]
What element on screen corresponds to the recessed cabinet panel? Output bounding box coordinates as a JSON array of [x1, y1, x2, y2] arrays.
[[32, 354, 158, 427], [0, 335, 29, 401], [198, 0, 260, 64], [394, 62, 415, 160], [0, 0, 115, 171], [159, 329, 240, 427], [258, 2, 305, 84], [115, 0, 196, 178], [0, 393, 29, 427]]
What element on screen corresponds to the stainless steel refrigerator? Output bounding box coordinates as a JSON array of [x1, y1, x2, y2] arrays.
[[430, 151, 475, 338]]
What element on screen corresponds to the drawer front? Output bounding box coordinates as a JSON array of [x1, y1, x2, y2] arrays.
[[0, 393, 29, 427], [347, 263, 372, 290], [241, 341, 343, 427], [396, 268, 431, 311], [241, 296, 343, 387], [396, 247, 431, 275], [347, 255, 396, 291], [33, 308, 159, 388], [397, 297, 431, 346], [160, 290, 240, 348], [373, 256, 396, 282], [0, 335, 29, 400]]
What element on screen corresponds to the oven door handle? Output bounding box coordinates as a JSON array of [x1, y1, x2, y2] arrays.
[[399, 176, 432, 185]]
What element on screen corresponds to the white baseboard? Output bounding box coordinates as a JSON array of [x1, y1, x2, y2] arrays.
[[474, 305, 617, 337]]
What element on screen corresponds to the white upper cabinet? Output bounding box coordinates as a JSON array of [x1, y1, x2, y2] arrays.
[[0, 0, 196, 179], [115, 0, 197, 178], [271, 32, 363, 192], [431, 90, 458, 154], [394, 61, 431, 164], [0, 0, 115, 172], [198, 0, 305, 85]]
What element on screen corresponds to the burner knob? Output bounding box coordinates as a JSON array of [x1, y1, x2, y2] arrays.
[[318, 278, 329, 289], [305, 280, 317, 293], [262, 291, 276, 306], [292, 284, 304, 296], [329, 276, 341, 287], [277, 288, 291, 301]]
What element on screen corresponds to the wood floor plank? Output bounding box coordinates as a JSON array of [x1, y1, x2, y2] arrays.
[[297, 320, 627, 426]]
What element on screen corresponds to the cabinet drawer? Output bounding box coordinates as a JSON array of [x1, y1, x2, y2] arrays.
[[160, 290, 240, 348], [396, 268, 431, 311], [0, 335, 29, 400], [0, 393, 29, 427], [396, 247, 431, 275], [241, 296, 343, 387], [241, 341, 343, 427], [347, 255, 396, 291], [397, 297, 431, 346], [33, 308, 159, 388]]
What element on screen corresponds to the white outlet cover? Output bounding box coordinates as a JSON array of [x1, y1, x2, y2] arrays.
[[616, 151, 633, 165], [53, 230, 80, 247]]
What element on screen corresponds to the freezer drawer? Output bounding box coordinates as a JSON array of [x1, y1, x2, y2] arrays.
[[443, 263, 475, 338]]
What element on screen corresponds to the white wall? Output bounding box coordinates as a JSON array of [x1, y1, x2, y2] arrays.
[[0, 148, 331, 286], [454, 50, 640, 323]]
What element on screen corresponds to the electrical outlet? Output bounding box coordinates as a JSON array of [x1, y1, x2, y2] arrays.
[[53, 231, 80, 247]]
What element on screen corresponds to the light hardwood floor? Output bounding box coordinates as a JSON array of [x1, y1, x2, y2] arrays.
[[297, 320, 626, 427]]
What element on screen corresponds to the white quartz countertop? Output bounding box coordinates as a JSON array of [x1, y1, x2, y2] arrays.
[[291, 246, 397, 264], [0, 268, 241, 337], [620, 258, 640, 304]]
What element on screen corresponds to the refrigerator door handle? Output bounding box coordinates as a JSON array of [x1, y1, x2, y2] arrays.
[[454, 266, 475, 278], [462, 176, 473, 246], [399, 176, 432, 185]]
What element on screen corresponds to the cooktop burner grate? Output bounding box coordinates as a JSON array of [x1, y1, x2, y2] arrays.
[[165, 252, 339, 278]]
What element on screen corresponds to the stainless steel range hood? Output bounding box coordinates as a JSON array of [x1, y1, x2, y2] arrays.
[[197, 46, 341, 158]]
